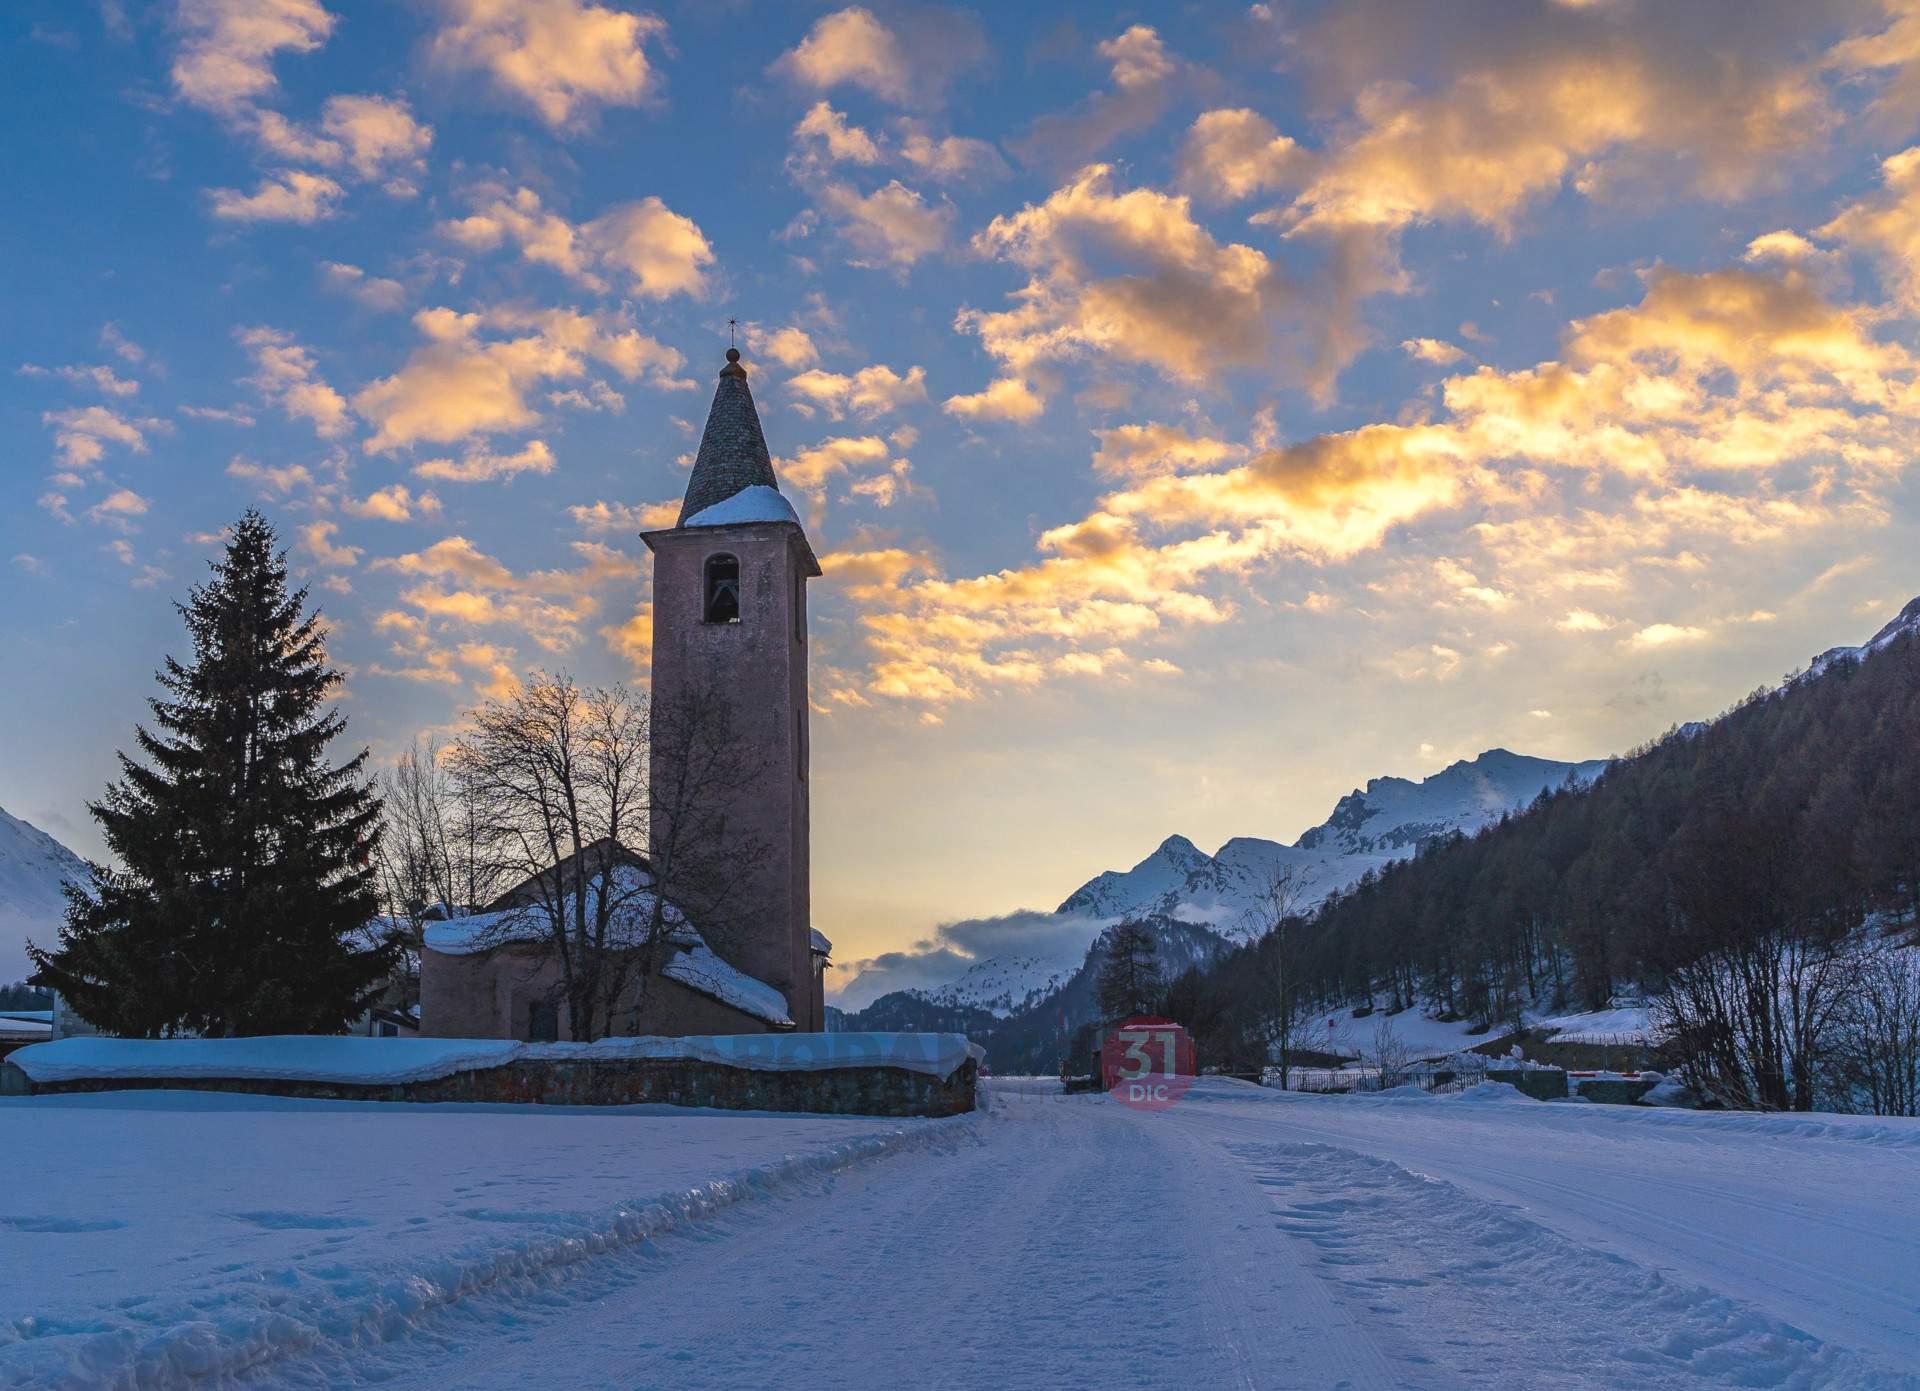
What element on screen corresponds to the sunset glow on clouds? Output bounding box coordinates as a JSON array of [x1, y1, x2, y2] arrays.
[[8, 0, 1920, 959]]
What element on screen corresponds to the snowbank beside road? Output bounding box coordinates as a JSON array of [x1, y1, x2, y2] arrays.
[[0, 1091, 973, 1389]]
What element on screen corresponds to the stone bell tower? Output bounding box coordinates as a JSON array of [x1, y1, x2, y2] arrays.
[[642, 347, 824, 1031]]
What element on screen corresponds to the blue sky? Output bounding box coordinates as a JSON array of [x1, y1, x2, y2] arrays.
[[6, 1, 1920, 979]]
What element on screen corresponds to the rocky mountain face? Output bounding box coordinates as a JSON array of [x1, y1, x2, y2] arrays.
[[0, 807, 88, 981]]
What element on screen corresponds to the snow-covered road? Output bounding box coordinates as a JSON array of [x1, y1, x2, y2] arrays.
[[275, 1081, 1920, 1390], [6, 1081, 1916, 1389]]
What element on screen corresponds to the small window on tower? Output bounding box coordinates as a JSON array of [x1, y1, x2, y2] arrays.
[[704, 554, 741, 624]]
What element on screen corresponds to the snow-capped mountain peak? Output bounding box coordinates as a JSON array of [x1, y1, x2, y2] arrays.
[[1805, 595, 1920, 681], [1053, 747, 1610, 934], [0, 806, 88, 980]]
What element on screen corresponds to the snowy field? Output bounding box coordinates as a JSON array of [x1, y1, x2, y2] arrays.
[[3, 1080, 1916, 1389]]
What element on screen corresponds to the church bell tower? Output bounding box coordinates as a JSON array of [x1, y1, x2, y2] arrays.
[[642, 347, 824, 1031]]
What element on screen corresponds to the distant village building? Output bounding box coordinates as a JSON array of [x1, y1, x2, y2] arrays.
[[417, 349, 831, 1040]]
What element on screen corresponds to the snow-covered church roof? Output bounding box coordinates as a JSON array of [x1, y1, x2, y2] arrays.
[[421, 863, 793, 1028]]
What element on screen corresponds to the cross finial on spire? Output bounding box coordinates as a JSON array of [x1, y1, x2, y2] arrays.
[[728, 317, 737, 349]]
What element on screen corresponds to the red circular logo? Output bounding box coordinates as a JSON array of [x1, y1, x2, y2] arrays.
[[1101, 1017, 1196, 1111]]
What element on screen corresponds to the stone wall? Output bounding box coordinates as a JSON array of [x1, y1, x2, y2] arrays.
[[12, 1054, 978, 1118], [1487, 1067, 1569, 1101]]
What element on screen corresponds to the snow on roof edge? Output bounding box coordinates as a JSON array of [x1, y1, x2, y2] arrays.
[[683, 484, 801, 530]]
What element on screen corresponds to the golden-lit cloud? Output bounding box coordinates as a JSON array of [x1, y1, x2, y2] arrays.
[[786, 363, 927, 419], [320, 262, 406, 311], [442, 187, 713, 299], [253, 95, 432, 191], [372, 533, 642, 654], [1819, 146, 1920, 309], [171, 0, 334, 117], [772, 8, 913, 104], [955, 165, 1276, 405], [209, 169, 344, 223], [942, 377, 1043, 423], [1013, 26, 1183, 172], [300, 520, 362, 567], [238, 326, 351, 437], [17, 363, 139, 397], [1178, 109, 1306, 203], [414, 439, 556, 483], [812, 180, 952, 269], [1090, 423, 1239, 480], [354, 305, 685, 453], [844, 249, 1920, 704], [344, 483, 439, 521], [428, 0, 666, 130], [569, 499, 679, 533]]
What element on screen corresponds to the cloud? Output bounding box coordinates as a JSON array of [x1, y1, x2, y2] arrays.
[[954, 164, 1277, 406], [441, 186, 713, 298], [180, 404, 257, 426], [831, 909, 1110, 1012], [1178, 108, 1307, 202], [343, 484, 439, 521], [1402, 337, 1467, 366], [320, 261, 407, 311], [87, 488, 150, 527], [1818, 146, 1920, 309], [1012, 25, 1183, 171], [942, 376, 1043, 423], [772, 7, 912, 103], [1627, 622, 1709, 648], [413, 439, 557, 483], [372, 534, 642, 652], [1090, 423, 1239, 480], [790, 103, 1005, 185], [428, 0, 667, 129], [846, 252, 1919, 705], [226, 457, 316, 495], [568, 499, 678, 533], [743, 324, 819, 370], [171, 0, 334, 117], [778, 434, 896, 497], [237, 326, 351, 437], [300, 520, 362, 567], [41, 405, 159, 469], [208, 169, 343, 222], [785, 363, 928, 419], [793, 101, 883, 165], [813, 179, 951, 269], [253, 94, 433, 189], [354, 305, 685, 453], [17, 363, 139, 396]]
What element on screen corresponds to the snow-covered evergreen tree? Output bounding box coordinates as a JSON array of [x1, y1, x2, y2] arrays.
[[31, 511, 394, 1036]]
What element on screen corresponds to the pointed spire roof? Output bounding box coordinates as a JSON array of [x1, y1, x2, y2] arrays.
[[678, 348, 782, 525]]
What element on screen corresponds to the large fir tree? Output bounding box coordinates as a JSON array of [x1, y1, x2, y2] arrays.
[[31, 511, 394, 1036]]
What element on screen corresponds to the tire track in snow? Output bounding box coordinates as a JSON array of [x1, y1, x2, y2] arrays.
[[1225, 1139, 1918, 1390]]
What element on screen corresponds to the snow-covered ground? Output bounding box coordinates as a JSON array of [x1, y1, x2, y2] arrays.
[[0, 1092, 965, 1388], [4, 1080, 1914, 1389]]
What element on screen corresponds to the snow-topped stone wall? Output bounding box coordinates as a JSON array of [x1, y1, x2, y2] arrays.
[[5, 1033, 985, 1118]]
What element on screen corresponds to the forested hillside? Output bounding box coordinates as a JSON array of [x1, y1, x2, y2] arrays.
[[1291, 600, 1920, 1030]]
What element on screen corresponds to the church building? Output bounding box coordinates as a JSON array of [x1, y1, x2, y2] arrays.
[[417, 347, 831, 1040]]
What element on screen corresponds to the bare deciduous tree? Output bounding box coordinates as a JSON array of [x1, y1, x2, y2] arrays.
[[1366, 1014, 1414, 1091], [1236, 866, 1315, 1089], [448, 673, 769, 1042], [1827, 937, 1920, 1117]]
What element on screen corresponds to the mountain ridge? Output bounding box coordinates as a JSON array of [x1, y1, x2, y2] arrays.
[[0, 807, 88, 980]]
